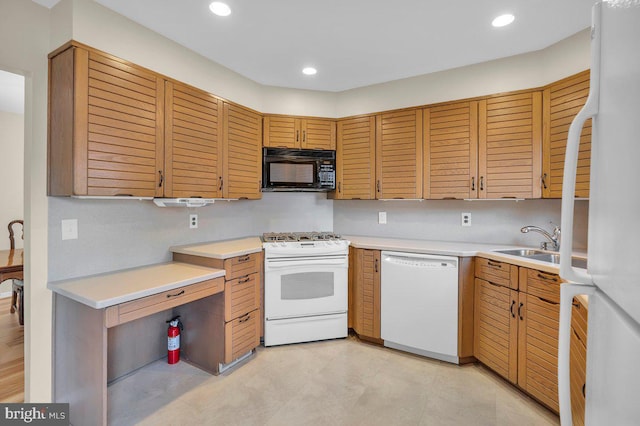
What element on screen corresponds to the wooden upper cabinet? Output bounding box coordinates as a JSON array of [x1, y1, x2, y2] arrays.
[[222, 103, 263, 199], [165, 81, 223, 198], [375, 109, 423, 199], [478, 91, 542, 199], [336, 116, 376, 199], [49, 45, 164, 197], [263, 115, 336, 150], [543, 70, 591, 198], [423, 101, 478, 199]]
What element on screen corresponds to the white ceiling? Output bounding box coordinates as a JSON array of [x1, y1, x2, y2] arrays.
[[0, 70, 24, 114], [35, 0, 594, 92]]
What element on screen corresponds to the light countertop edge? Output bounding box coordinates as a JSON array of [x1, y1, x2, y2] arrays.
[[170, 236, 263, 259], [48, 262, 226, 309]]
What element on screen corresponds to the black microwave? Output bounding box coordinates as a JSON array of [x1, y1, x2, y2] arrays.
[[262, 148, 336, 191]]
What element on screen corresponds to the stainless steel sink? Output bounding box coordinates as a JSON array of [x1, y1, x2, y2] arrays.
[[492, 249, 587, 269]]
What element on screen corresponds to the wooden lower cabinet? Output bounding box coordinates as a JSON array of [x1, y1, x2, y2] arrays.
[[474, 258, 562, 413], [570, 297, 588, 426], [350, 248, 381, 341]]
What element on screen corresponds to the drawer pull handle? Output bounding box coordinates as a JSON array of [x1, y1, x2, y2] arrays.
[[582, 383, 586, 398], [375, 258, 379, 273], [167, 290, 185, 298], [510, 300, 516, 318], [239, 313, 251, 323], [537, 273, 559, 282], [487, 261, 502, 268], [518, 302, 524, 320], [238, 255, 251, 262], [238, 275, 251, 284], [538, 296, 559, 306]]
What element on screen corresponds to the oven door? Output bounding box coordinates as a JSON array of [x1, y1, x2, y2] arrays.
[[264, 256, 348, 320]]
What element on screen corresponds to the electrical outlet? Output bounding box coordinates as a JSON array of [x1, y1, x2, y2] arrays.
[[378, 212, 387, 224], [189, 214, 198, 229], [61, 219, 78, 240], [461, 212, 471, 227]]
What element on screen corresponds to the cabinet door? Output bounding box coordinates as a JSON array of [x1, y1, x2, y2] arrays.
[[353, 249, 381, 340], [336, 116, 376, 199], [376, 109, 423, 199], [570, 297, 588, 426], [517, 293, 560, 413], [473, 278, 518, 383], [165, 81, 223, 198], [223, 103, 263, 199], [300, 118, 336, 150], [543, 70, 591, 198], [423, 101, 478, 199], [479, 91, 542, 199], [263, 115, 299, 148], [50, 47, 165, 197]]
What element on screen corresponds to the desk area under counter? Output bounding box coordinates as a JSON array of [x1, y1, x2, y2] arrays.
[[48, 261, 226, 426]]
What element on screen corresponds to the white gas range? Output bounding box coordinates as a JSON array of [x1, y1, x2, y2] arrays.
[[262, 232, 350, 346]]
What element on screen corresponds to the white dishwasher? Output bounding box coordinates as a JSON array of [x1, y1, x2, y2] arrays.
[[380, 251, 459, 364]]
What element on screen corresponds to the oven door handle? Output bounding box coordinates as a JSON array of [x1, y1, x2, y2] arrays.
[[265, 258, 348, 269]]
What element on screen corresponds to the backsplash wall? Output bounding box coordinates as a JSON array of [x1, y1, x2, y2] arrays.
[[334, 199, 589, 249], [48, 193, 332, 281]]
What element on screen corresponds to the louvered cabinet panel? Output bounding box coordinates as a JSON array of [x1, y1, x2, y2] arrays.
[[543, 70, 591, 198], [263, 115, 299, 148], [423, 101, 478, 199], [49, 45, 164, 197], [479, 91, 542, 199], [301, 118, 336, 150], [473, 278, 518, 384], [165, 81, 222, 198], [570, 297, 588, 426], [336, 116, 376, 199], [375, 109, 423, 199], [223, 103, 263, 199], [517, 293, 560, 413], [353, 249, 381, 340]]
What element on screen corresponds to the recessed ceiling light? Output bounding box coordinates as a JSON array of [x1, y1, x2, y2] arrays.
[[302, 67, 317, 76], [209, 2, 231, 17], [492, 14, 515, 27]]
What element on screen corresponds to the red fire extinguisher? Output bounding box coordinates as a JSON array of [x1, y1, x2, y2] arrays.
[[167, 316, 183, 364]]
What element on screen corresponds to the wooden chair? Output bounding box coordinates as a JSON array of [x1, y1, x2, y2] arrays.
[[8, 220, 24, 325]]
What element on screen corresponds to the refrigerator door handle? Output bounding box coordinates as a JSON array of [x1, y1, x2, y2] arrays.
[[558, 283, 596, 426], [560, 3, 602, 285]]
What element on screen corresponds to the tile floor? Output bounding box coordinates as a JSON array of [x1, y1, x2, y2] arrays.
[[108, 336, 559, 426]]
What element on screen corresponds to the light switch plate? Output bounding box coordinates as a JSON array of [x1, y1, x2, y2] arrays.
[[378, 212, 387, 224], [61, 219, 78, 240]]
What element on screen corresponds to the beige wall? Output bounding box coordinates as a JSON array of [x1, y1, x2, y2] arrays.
[[0, 0, 51, 402], [2, 0, 591, 402]]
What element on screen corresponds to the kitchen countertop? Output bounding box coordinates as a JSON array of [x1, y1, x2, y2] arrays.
[[48, 262, 225, 309], [345, 234, 587, 276], [170, 236, 263, 259]]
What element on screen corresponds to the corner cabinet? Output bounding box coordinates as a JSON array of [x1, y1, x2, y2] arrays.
[[474, 257, 562, 413], [222, 103, 263, 199], [263, 115, 336, 150], [350, 248, 381, 342], [543, 70, 591, 198], [375, 109, 423, 199], [478, 91, 542, 199], [164, 81, 223, 198], [335, 115, 376, 199], [49, 45, 165, 197]]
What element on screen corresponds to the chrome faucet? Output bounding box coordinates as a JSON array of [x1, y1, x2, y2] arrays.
[[521, 225, 561, 251]]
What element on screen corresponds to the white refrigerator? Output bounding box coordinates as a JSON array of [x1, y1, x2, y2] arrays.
[[558, 1, 640, 425]]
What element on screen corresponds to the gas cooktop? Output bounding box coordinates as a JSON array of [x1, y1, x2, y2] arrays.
[[262, 232, 343, 242]]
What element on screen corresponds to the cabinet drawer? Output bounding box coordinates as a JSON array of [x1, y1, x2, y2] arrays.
[[105, 277, 224, 328], [520, 268, 561, 303], [224, 308, 260, 363], [224, 252, 262, 281], [475, 257, 518, 289], [225, 273, 260, 322]]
